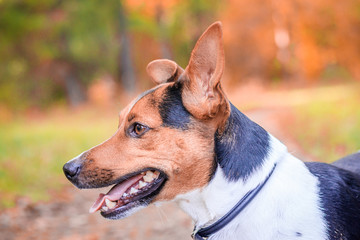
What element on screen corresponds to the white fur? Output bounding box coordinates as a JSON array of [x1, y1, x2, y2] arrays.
[[174, 135, 328, 240]]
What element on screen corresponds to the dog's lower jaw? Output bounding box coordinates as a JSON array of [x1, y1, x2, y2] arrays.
[[174, 136, 328, 240], [102, 204, 147, 220]]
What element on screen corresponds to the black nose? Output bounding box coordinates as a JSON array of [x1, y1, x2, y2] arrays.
[[63, 161, 81, 181]]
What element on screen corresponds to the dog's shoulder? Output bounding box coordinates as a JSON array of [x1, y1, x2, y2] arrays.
[[332, 151, 360, 175], [305, 162, 360, 240]]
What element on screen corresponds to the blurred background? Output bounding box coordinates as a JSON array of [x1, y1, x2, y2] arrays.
[[0, 0, 359, 239]]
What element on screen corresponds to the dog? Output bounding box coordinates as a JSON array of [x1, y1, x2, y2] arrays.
[[63, 22, 360, 240]]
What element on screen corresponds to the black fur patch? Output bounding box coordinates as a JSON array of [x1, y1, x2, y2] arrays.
[[215, 104, 270, 181], [158, 82, 191, 129], [305, 162, 360, 240]]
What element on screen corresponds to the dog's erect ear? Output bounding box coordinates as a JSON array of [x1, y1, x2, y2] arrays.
[[146, 59, 184, 85], [182, 21, 229, 121]]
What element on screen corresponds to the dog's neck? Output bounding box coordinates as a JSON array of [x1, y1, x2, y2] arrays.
[[174, 105, 289, 229], [175, 137, 288, 229]]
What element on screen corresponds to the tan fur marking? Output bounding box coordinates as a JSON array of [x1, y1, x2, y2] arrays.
[[175, 139, 186, 150]]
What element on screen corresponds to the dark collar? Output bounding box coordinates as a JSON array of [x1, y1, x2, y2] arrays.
[[192, 164, 277, 240]]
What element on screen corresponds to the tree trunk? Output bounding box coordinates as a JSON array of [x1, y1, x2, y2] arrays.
[[64, 71, 86, 107], [155, 4, 173, 59], [117, 0, 136, 93], [58, 33, 86, 107]]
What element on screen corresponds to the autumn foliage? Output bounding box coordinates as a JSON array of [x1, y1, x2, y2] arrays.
[[0, 0, 359, 109]]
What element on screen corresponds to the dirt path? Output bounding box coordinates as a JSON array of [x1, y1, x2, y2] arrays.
[[0, 107, 315, 240], [0, 189, 193, 240]]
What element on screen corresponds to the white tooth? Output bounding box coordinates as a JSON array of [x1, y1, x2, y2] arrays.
[[143, 171, 155, 182], [138, 180, 147, 188], [143, 176, 152, 183], [122, 192, 128, 197], [146, 170, 154, 177], [105, 199, 116, 209], [130, 187, 138, 194]]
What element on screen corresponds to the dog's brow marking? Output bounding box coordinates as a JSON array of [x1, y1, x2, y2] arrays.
[[128, 114, 135, 122], [127, 84, 163, 115]]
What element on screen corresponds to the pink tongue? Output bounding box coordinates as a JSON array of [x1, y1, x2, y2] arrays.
[[89, 174, 144, 213]]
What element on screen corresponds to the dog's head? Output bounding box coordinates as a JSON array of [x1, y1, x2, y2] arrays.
[[63, 22, 230, 219]]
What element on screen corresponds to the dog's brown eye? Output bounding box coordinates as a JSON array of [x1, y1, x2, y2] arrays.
[[135, 124, 145, 135], [129, 123, 149, 137]]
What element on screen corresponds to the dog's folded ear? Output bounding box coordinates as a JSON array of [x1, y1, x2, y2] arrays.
[[146, 59, 184, 85], [182, 21, 230, 122]]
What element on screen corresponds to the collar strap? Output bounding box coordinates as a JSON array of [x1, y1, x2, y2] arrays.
[[192, 164, 277, 240]]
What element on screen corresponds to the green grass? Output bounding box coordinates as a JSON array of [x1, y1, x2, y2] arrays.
[[0, 109, 116, 208], [290, 94, 360, 163]]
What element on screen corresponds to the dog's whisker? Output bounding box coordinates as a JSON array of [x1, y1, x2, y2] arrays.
[[155, 205, 169, 226]]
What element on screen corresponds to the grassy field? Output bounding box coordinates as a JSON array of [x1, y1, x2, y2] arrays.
[[0, 108, 117, 208], [289, 91, 360, 163]]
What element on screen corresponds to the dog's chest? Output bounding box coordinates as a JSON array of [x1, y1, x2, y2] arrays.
[[178, 154, 328, 240]]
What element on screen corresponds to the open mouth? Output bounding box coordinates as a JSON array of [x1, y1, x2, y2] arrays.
[[89, 169, 166, 219]]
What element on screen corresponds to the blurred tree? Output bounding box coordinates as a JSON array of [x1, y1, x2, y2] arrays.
[[0, 0, 136, 109], [169, 0, 221, 66], [220, 0, 360, 83], [221, 0, 276, 83], [117, 0, 136, 92], [155, 4, 173, 59], [0, 0, 59, 109], [125, 0, 220, 68], [0, 0, 359, 110], [58, 0, 120, 104]]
